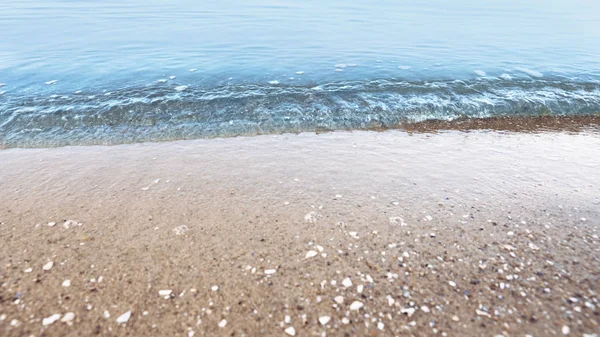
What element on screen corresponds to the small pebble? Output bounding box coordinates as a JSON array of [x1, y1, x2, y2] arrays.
[[62, 280, 71, 287], [342, 278, 353, 288], [218, 319, 227, 328], [211, 285, 219, 292], [562, 325, 570, 335], [319, 316, 331, 325]]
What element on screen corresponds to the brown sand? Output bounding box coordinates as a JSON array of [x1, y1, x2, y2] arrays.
[[1, 129, 599, 337]]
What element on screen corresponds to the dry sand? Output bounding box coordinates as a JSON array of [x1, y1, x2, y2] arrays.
[[1, 127, 599, 337]]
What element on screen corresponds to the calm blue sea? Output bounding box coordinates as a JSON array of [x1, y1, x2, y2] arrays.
[[1, 0, 600, 147]]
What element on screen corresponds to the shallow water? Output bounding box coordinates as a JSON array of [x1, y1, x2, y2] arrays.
[[1, 0, 600, 147]]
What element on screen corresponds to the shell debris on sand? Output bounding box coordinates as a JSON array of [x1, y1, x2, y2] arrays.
[[349, 301, 364, 311], [218, 319, 227, 328], [304, 211, 322, 223], [159, 289, 172, 297], [43, 261, 54, 271], [284, 326, 296, 336], [116, 311, 132, 324], [305, 250, 318, 258], [42, 314, 61, 326], [319, 316, 331, 325], [401, 307, 416, 317], [63, 220, 83, 229], [173, 225, 189, 235], [61, 312, 75, 323]]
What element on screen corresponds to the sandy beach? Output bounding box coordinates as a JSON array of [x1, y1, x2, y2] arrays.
[[1, 126, 599, 336]]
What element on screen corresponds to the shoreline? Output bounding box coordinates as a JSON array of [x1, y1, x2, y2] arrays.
[[1, 129, 599, 336], [2, 114, 600, 150]]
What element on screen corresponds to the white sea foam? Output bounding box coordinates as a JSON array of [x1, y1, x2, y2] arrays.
[[474, 70, 486, 77], [397, 66, 411, 70], [268, 80, 280, 85], [500, 73, 512, 80], [45, 80, 58, 85]]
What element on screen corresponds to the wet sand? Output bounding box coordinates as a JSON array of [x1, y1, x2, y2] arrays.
[[1, 129, 599, 337]]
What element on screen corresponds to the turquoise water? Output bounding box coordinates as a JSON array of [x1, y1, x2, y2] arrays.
[[1, 0, 600, 147]]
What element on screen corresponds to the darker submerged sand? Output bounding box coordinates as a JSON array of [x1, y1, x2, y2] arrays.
[[0, 128, 599, 337]]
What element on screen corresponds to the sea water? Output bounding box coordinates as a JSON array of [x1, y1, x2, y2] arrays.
[[1, 0, 600, 147]]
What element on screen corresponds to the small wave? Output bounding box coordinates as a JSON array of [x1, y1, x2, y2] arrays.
[[516, 68, 543, 78], [1, 77, 599, 148]]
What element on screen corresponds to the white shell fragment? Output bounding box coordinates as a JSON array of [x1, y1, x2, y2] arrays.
[[42, 314, 61, 326], [349, 301, 364, 311], [116, 311, 131, 324], [159, 290, 172, 296], [401, 307, 416, 317], [43, 261, 54, 271], [61, 312, 75, 323], [305, 250, 318, 258]]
